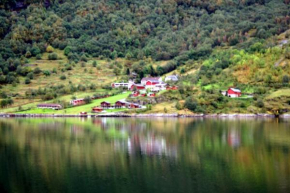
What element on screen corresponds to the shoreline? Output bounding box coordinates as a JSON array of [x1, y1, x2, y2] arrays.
[[0, 113, 289, 118]]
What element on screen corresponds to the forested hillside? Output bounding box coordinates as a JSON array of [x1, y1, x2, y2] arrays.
[[1, 0, 290, 76]]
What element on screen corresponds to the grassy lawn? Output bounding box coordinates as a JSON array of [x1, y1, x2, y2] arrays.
[[266, 89, 290, 99], [14, 92, 131, 114]]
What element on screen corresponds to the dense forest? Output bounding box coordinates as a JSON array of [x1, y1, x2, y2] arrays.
[[0, 0, 290, 84]]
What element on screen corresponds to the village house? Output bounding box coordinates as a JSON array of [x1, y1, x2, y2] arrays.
[[115, 100, 128, 108], [165, 75, 178, 82], [226, 88, 242, 98], [141, 77, 162, 86], [130, 84, 146, 91], [70, 98, 85, 106], [100, 101, 111, 109], [111, 80, 135, 89], [37, 104, 62, 110], [128, 103, 142, 109]]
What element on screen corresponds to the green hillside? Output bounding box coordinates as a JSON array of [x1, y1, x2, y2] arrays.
[[0, 0, 290, 114]]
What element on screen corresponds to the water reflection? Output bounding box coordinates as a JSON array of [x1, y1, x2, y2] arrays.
[[0, 118, 290, 193]]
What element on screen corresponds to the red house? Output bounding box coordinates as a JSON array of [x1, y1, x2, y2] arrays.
[[115, 100, 127, 108], [70, 99, 85, 106], [129, 103, 141, 109], [227, 88, 241, 98], [130, 84, 145, 90], [100, 101, 111, 108], [92, 107, 103, 113]]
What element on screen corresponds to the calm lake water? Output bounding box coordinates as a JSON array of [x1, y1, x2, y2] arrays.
[[0, 118, 290, 193]]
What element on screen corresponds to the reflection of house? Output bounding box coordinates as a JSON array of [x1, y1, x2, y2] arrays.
[[92, 107, 103, 113], [37, 104, 62, 110], [165, 75, 178, 82]]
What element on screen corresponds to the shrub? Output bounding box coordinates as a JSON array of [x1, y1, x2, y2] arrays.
[[175, 101, 183, 110], [48, 53, 58, 60], [184, 97, 198, 111], [33, 67, 42, 74], [282, 75, 289, 84], [27, 72, 34, 79], [81, 54, 88, 62], [43, 70, 51, 76], [256, 99, 264, 108], [92, 61, 97, 67], [60, 75, 66, 80], [84, 96, 91, 104], [36, 54, 42, 60], [46, 45, 54, 53], [25, 78, 31, 84]]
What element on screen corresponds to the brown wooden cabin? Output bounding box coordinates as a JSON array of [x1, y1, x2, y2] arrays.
[[100, 101, 111, 108]]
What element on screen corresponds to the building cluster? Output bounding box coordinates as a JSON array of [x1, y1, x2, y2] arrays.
[[112, 75, 179, 97], [92, 100, 142, 113]]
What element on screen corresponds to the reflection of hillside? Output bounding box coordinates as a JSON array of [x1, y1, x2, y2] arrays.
[[0, 118, 290, 192]]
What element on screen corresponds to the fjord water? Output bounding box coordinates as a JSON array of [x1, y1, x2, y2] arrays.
[[0, 118, 290, 193]]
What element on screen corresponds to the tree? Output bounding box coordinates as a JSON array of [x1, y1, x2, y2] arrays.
[[46, 45, 54, 53], [84, 96, 91, 104], [184, 97, 198, 111], [25, 51, 32, 58], [0, 100, 7, 108], [64, 46, 71, 56], [48, 53, 58, 60], [43, 70, 51, 76], [34, 67, 42, 74], [175, 101, 182, 110], [282, 75, 289, 84], [25, 78, 31, 84], [92, 61, 97, 67], [27, 72, 34, 79]]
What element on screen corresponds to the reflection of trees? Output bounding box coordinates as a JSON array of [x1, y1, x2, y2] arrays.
[[0, 118, 290, 192]]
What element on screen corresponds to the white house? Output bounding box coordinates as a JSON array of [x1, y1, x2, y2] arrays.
[[112, 80, 135, 90], [165, 75, 178, 82]]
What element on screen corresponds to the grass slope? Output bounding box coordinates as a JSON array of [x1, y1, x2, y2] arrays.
[[14, 92, 130, 114]]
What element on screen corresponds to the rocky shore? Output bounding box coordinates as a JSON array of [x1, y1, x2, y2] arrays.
[[0, 113, 288, 118]]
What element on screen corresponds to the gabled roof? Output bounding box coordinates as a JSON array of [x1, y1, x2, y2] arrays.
[[141, 77, 161, 82], [166, 75, 178, 79], [229, 88, 241, 93]]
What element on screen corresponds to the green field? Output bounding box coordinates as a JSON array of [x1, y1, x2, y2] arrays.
[[13, 92, 131, 114]]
